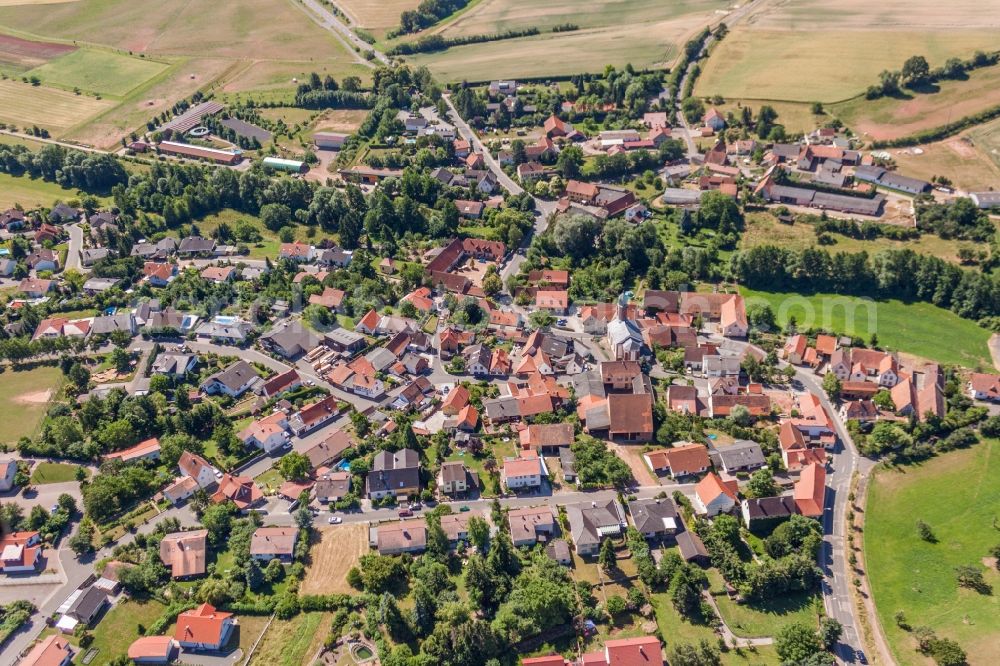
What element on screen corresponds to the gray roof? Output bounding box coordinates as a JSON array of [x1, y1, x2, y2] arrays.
[[325, 327, 365, 348], [661, 188, 702, 205], [716, 440, 766, 471], [202, 360, 258, 392], [628, 498, 679, 534], [565, 499, 625, 548], [67, 586, 108, 623], [971, 192, 1000, 208], [263, 323, 319, 357], [82, 277, 120, 293], [178, 236, 216, 253], [81, 248, 112, 263], [676, 530, 709, 561], [367, 448, 420, 495], [365, 347, 398, 372], [151, 353, 196, 375], [196, 320, 251, 341], [572, 369, 606, 399], [483, 396, 520, 420], [743, 495, 796, 521], [89, 313, 134, 336]]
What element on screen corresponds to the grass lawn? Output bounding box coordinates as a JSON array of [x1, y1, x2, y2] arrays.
[[968, 116, 1000, 172], [30, 462, 85, 484], [708, 569, 822, 638], [0, 171, 110, 211], [865, 438, 1000, 666], [0, 364, 63, 445], [26, 48, 169, 97], [78, 598, 167, 664], [739, 288, 992, 369], [651, 591, 781, 665], [255, 467, 284, 493], [250, 611, 330, 666]]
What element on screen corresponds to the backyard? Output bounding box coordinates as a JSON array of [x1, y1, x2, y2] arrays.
[[865, 438, 1000, 666], [739, 288, 993, 368]]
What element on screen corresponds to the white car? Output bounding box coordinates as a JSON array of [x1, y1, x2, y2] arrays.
[[214, 469, 223, 479], [328, 516, 342, 524]]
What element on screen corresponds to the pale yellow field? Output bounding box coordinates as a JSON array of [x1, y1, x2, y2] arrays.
[[0, 0, 78, 5], [410, 17, 700, 80], [0, 78, 113, 133], [335, 0, 421, 35], [889, 138, 1000, 192], [696, 0, 1000, 103], [301, 524, 368, 595]]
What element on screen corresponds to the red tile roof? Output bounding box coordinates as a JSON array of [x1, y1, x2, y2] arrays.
[[794, 463, 826, 517], [173, 603, 232, 646]]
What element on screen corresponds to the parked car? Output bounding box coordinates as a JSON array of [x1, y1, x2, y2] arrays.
[[398, 509, 413, 518], [328, 516, 342, 524]]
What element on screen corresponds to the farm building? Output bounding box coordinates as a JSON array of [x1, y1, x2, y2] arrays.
[[262, 157, 307, 173], [161, 101, 225, 134], [157, 141, 241, 166], [970, 192, 1000, 209], [314, 132, 348, 149]]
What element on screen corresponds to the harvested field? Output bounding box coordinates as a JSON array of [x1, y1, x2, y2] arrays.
[[832, 65, 1000, 142], [697, 28, 1000, 103], [249, 612, 330, 666], [0, 33, 75, 70], [697, 0, 1000, 102], [410, 21, 688, 80], [0, 78, 114, 135], [311, 109, 369, 133], [0, 0, 354, 61], [407, 0, 730, 79], [26, 48, 169, 97], [889, 138, 1000, 192], [301, 523, 368, 595], [435, 0, 728, 37], [335, 0, 421, 38]]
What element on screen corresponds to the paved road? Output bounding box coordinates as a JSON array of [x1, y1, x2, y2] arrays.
[[297, 0, 389, 66], [726, 338, 868, 664], [65, 224, 86, 273], [440, 93, 559, 282]]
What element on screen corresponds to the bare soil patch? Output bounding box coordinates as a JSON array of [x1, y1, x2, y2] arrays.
[[301, 523, 368, 595], [14, 389, 53, 405], [607, 442, 657, 487], [0, 33, 75, 69]]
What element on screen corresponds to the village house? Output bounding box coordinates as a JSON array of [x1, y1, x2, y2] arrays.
[[20, 636, 73, 666], [507, 506, 556, 547], [968, 372, 1000, 402], [315, 472, 351, 503], [250, 527, 298, 563], [238, 411, 289, 453], [437, 461, 470, 495], [200, 360, 262, 398], [366, 448, 420, 500], [173, 604, 235, 652], [501, 451, 545, 491], [713, 439, 766, 475], [178, 451, 217, 490], [565, 498, 626, 556], [159, 530, 208, 579], [0, 531, 43, 574], [693, 472, 738, 516], [103, 438, 161, 465], [377, 520, 427, 555], [628, 498, 680, 541], [211, 474, 264, 511]]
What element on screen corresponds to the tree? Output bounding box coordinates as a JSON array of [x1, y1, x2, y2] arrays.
[[822, 372, 841, 400], [872, 389, 895, 411], [775, 622, 822, 663], [744, 467, 780, 499], [260, 203, 292, 231], [682, 96, 705, 124], [245, 559, 264, 591], [729, 404, 752, 426], [901, 55, 931, 87], [598, 538, 616, 573], [200, 502, 235, 547], [818, 617, 843, 649], [277, 452, 311, 481], [57, 493, 77, 515], [746, 302, 776, 332], [552, 214, 600, 259], [916, 519, 936, 542], [68, 522, 95, 555], [669, 564, 704, 618], [954, 564, 989, 593], [468, 515, 490, 553], [605, 594, 627, 616]]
